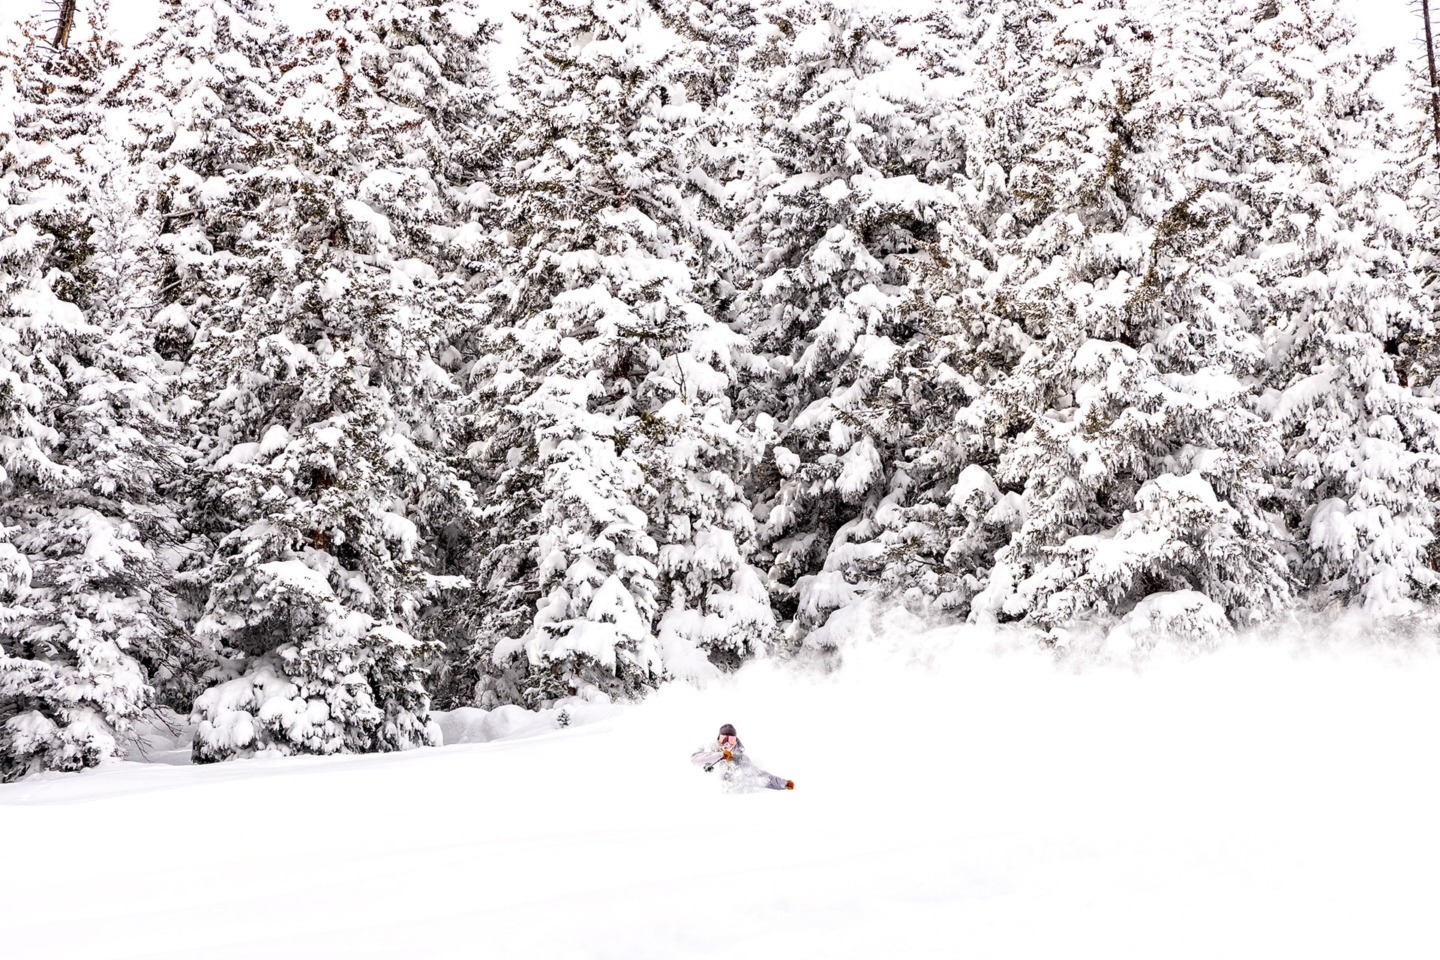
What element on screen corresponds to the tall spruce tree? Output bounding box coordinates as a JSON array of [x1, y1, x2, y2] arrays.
[[466, 0, 769, 707], [1233, 0, 1440, 612], [181, 2, 491, 760], [967, 0, 1290, 634], [736, 0, 967, 640], [808, 0, 1025, 622], [0, 12, 187, 779], [337, 0, 509, 709], [646, 0, 757, 239]]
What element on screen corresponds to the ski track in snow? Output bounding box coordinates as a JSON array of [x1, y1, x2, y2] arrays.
[[4, 629, 1440, 959]]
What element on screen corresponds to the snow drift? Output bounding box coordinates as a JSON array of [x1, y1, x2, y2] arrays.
[[4, 614, 1439, 960]]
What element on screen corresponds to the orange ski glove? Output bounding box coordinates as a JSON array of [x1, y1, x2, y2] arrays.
[[722, 750, 732, 760], [785, 780, 794, 790]]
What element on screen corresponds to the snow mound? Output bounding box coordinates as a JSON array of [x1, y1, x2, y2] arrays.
[[434, 699, 620, 746], [1105, 589, 1234, 657]]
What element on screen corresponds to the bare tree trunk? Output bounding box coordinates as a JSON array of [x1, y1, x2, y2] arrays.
[[1424, 0, 1440, 155], [52, 0, 78, 50]]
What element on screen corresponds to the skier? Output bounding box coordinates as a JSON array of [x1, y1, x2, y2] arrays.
[[691, 723, 794, 791]]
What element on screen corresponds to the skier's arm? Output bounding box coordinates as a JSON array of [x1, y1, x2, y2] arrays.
[[691, 748, 727, 771]]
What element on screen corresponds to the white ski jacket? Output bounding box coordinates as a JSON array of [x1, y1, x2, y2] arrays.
[[690, 740, 790, 791]]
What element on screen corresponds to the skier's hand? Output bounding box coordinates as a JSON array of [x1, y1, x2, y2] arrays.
[[722, 750, 732, 760], [785, 780, 794, 790]]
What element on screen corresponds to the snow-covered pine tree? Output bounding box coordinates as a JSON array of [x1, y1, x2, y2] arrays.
[[182, 2, 486, 760], [646, 0, 757, 237], [810, 0, 1030, 621], [0, 11, 188, 780], [331, 0, 509, 708], [466, 0, 770, 706], [736, 0, 967, 640], [332, 0, 503, 274], [638, 0, 777, 677], [127, 0, 291, 369], [648, 0, 755, 111], [968, 0, 1291, 635], [1230, 0, 1440, 612], [125, 0, 293, 754]]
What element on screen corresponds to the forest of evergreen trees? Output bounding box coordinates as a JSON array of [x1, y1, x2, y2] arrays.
[[2, 0, 1437, 778]]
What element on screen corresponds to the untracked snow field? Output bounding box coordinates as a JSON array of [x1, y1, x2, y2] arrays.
[[4, 623, 1440, 960]]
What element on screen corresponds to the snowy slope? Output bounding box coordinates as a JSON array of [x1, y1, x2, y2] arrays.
[[4, 622, 1440, 960]]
